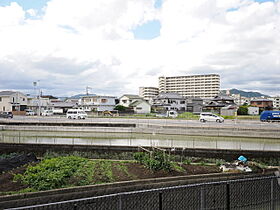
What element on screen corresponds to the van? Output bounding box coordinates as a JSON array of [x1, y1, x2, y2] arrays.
[[260, 111, 280, 122], [199, 113, 224, 123], [66, 109, 87, 119]]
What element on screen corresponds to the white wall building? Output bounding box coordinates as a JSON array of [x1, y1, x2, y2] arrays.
[[269, 96, 280, 109], [152, 92, 186, 111], [118, 95, 142, 107], [159, 74, 220, 99], [139, 87, 159, 103], [80, 95, 117, 111], [0, 91, 27, 112], [129, 99, 151, 114]]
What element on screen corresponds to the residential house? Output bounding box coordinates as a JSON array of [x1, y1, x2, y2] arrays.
[[204, 95, 237, 115], [152, 92, 186, 112], [0, 91, 27, 113], [186, 98, 203, 114], [80, 95, 117, 111], [50, 101, 77, 114], [129, 99, 151, 114], [118, 95, 142, 107], [250, 99, 273, 110], [27, 97, 51, 115]]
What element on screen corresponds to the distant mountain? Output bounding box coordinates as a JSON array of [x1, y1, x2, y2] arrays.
[[68, 94, 96, 99], [223, 89, 270, 98], [58, 93, 96, 101]]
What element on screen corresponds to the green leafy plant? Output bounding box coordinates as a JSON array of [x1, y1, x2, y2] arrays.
[[14, 156, 92, 191], [237, 106, 248, 115], [134, 151, 172, 171]]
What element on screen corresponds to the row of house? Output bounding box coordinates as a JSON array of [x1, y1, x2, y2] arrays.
[[0, 90, 278, 116]]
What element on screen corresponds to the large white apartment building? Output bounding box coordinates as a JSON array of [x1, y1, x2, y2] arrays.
[[159, 74, 220, 98], [139, 87, 159, 102]]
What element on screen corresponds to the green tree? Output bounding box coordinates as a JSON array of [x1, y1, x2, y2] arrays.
[[114, 105, 127, 111], [237, 106, 248, 115]]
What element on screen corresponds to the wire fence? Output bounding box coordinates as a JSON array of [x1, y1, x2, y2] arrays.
[[7, 176, 280, 210]]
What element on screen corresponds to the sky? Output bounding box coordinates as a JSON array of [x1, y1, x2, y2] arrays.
[[0, 0, 279, 97]]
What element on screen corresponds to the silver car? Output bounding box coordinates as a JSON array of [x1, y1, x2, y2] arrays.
[[199, 113, 224, 123]]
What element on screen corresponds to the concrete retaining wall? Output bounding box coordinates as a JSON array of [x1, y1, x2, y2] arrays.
[[2, 124, 280, 139], [1, 143, 280, 159]]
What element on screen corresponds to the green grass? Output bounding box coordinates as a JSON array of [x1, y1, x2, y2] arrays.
[[177, 112, 199, 120], [237, 115, 260, 120], [172, 163, 186, 172]]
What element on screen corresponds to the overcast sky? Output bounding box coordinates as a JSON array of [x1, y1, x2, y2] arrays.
[[0, 0, 279, 97]]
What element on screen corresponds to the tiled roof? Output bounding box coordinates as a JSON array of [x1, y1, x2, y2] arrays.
[[0, 91, 17, 96]]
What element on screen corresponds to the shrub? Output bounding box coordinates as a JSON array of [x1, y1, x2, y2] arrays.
[[237, 106, 248, 115], [133, 151, 172, 171], [114, 105, 127, 111], [14, 156, 91, 191]]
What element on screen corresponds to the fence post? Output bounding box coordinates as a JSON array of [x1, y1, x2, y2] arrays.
[[118, 194, 122, 210], [200, 187, 205, 210], [226, 182, 230, 210], [270, 178, 275, 210], [159, 192, 163, 210]]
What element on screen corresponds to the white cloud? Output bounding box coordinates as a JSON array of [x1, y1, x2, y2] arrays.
[[0, 0, 279, 96], [0, 3, 25, 27]]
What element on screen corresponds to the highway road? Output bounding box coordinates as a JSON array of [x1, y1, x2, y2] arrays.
[[2, 115, 280, 130]]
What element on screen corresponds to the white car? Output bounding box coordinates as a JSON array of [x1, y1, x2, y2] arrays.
[[199, 113, 224, 123], [41, 110, 54, 116], [156, 110, 178, 118], [25, 110, 35, 116], [66, 109, 87, 119]]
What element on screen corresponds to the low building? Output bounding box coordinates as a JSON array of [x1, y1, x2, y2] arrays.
[[129, 99, 151, 114], [27, 97, 51, 115], [186, 98, 203, 114], [118, 95, 142, 107], [80, 95, 117, 111], [204, 95, 237, 115], [248, 107, 259, 115], [152, 92, 186, 112], [250, 99, 273, 110], [50, 101, 77, 114], [0, 91, 27, 113]]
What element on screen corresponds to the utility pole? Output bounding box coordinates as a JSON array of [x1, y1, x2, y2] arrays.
[[86, 86, 92, 95], [33, 80, 41, 116]]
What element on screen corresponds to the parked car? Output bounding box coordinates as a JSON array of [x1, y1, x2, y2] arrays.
[[0, 111, 13, 118], [156, 110, 178, 118], [199, 113, 224, 123], [66, 109, 87, 119], [41, 110, 54, 116], [25, 109, 35, 116]]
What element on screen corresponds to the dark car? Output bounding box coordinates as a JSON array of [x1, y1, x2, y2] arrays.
[[0, 111, 13, 118]]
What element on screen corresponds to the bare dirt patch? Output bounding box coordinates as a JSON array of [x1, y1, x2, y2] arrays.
[[0, 166, 28, 193]]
